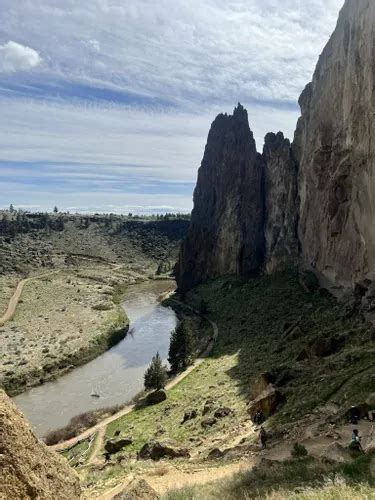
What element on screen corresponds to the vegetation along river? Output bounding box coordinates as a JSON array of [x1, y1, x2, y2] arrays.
[[13, 280, 177, 437]]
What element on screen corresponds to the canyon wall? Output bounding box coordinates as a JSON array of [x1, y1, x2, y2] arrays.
[[177, 0, 375, 293], [295, 0, 375, 288]]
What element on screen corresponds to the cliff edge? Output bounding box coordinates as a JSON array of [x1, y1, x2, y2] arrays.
[[0, 390, 81, 499]]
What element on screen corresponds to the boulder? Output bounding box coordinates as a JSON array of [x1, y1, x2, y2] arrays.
[[147, 390, 167, 405], [214, 407, 233, 418], [201, 417, 217, 428], [207, 448, 224, 459], [202, 399, 214, 416], [345, 403, 370, 421], [311, 337, 338, 357], [250, 372, 274, 400], [248, 387, 283, 421], [113, 478, 159, 499], [105, 437, 133, 454], [181, 409, 198, 424], [0, 390, 81, 500], [138, 440, 190, 461], [319, 443, 352, 464]]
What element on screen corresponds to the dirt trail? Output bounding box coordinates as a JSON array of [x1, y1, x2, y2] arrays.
[[51, 312, 218, 453], [97, 461, 251, 499], [0, 271, 58, 326]]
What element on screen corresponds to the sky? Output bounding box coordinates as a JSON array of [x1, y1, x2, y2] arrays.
[[0, 0, 344, 214]]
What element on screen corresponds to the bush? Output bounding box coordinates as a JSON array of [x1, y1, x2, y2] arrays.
[[291, 442, 308, 458], [144, 352, 168, 390]]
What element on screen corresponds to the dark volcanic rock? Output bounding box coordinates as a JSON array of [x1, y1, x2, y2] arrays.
[[176, 103, 265, 292], [146, 390, 167, 405], [263, 132, 299, 273], [105, 437, 133, 454], [138, 440, 190, 461], [201, 417, 217, 428]]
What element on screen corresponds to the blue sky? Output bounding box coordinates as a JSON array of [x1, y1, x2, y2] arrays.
[[0, 0, 343, 214]]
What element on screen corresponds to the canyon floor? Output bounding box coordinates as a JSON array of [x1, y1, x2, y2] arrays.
[[59, 271, 375, 499], [0, 214, 188, 396]]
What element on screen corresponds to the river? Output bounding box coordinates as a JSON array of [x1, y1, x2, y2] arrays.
[[13, 280, 177, 437]]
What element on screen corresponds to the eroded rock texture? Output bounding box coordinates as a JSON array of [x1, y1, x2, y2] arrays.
[[294, 0, 375, 288], [263, 132, 299, 273], [176, 104, 264, 291], [0, 390, 81, 500]]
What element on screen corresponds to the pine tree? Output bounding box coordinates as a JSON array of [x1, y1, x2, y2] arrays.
[[53, 206, 58, 213], [168, 320, 194, 373], [144, 352, 168, 390], [9, 204, 14, 213]]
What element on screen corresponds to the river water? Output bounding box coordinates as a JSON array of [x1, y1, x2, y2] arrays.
[[13, 280, 177, 437]]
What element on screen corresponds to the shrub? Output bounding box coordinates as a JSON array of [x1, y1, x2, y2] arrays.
[[291, 442, 308, 458]]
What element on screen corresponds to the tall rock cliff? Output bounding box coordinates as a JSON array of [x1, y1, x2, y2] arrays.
[[176, 104, 265, 291], [294, 0, 375, 288], [177, 0, 375, 293], [0, 390, 81, 499], [263, 132, 299, 273]]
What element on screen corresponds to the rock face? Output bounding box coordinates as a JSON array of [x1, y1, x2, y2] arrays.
[[177, 0, 375, 294], [263, 132, 299, 273], [248, 386, 283, 421], [294, 0, 375, 288], [176, 104, 265, 292], [0, 390, 81, 500]]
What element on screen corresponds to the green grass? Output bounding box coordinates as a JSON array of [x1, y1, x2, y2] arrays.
[[61, 433, 98, 467], [83, 271, 373, 459]]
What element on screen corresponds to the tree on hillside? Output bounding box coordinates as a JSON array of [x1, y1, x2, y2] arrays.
[[144, 352, 168, 391], [53, 206, 58, 213], [168, 320, 194, 373], [9, 204, 14, 213]]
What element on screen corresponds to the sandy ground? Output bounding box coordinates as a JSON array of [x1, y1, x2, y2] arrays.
[[0, 263, 150, 395]]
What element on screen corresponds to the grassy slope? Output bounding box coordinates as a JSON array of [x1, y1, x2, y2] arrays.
[[71, 271, 374, 496], [185, 272, 374, 425]]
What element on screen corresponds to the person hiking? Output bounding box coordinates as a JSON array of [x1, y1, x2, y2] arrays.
[[254, 410, 263, 426], [259, 426, 267, 449], [349, 429, 364, 453]]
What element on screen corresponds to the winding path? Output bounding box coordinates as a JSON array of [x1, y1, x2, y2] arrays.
[[0, 271, 58, 326], [50, 308, 218, 454]]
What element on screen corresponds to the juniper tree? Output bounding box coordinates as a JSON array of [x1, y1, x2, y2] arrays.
[[168, 320, 194, 373], [144, 352, 168, 390]]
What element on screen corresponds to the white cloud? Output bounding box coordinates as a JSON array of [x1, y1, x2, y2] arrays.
[[0, 41, 41, 72], [0, 0, 344, 212]]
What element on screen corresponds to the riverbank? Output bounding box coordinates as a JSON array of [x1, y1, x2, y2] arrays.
[[0, 264, 145, 396]]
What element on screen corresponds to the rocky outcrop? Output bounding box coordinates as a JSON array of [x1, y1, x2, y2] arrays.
[[248, 386, 283, 421], [176, 103, 265, 292], [294, 0, 375, 289], [0, 390, 81, 500], [177, 0, 375, 294], [263, 132, 299, 273]]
